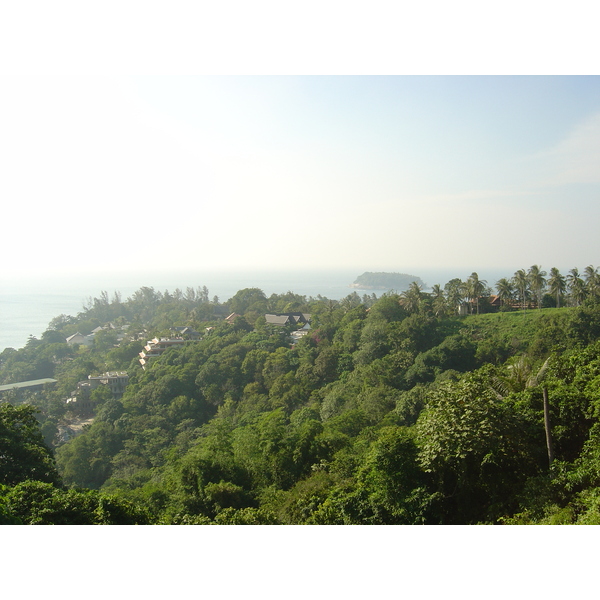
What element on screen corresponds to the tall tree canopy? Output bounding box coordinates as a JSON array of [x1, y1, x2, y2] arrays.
[[0, 403, 60, 486]]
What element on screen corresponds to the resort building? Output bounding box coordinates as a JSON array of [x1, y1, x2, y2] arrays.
[[139, 337, 186, 368], [264, 313, 311, 326], [87, 371, 129, 398]]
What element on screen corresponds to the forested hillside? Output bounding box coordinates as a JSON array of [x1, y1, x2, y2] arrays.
[[3, 266, 600, 524]]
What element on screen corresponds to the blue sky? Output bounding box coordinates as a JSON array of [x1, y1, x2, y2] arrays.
[[3, 74, 600, 280]]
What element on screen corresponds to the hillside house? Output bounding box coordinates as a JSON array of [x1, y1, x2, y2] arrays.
[[67, 371, 129, 414], [265, 313, 311, 326], [66, 323, 127, 348], [291, 322, 311, 343], [139, 337, 186, 368], [489, 295, 502, 310], [91, 323, 117, 334], [66, 332, 94, 347], [171, 326, 201, 340], [87, 371, 129, 398]]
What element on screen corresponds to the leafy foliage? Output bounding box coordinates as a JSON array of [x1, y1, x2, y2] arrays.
[[0, 404, 60, 486], [4, 272, 600, 524]]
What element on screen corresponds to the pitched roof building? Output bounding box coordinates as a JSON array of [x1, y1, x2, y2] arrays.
[[139, 337, 186, 368], [264, 313, 311, 326], [66, 332, 94, 346]]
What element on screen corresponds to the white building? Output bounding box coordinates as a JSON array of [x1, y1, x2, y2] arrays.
[[65, 332, 94, 347], [139, 338, 186, 368]]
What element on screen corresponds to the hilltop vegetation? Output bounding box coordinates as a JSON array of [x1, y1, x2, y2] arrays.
[[351, 272, 424, 291], [3, 265, 600, 524]]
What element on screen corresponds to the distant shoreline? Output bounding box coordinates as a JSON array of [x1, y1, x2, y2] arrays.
[[349, 283, 388, 290], [1, 267, 517, 351]]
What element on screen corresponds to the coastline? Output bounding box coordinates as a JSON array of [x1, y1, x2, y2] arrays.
[[1, 266, 514, 351], [349, 283, 387, 291], [0, 269, 362, 351]]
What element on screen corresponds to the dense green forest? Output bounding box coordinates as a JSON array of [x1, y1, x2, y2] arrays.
[[3, 265, 600, 524]]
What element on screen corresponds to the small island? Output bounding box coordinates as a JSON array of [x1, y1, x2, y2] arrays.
[[350, 271, 425, 291]]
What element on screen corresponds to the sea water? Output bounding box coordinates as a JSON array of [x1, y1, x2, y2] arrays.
[[0, 268, 362, 350], [0, 267, 511, 351]]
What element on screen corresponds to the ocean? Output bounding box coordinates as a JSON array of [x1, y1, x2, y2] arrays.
[[0, 267, 511, 351]]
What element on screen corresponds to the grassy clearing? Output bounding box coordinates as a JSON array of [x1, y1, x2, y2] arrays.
[[459, 307, 574, 358]]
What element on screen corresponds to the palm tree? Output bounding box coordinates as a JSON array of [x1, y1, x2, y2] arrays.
[[548, 267, 566, 308], [584, 265, 600, 299], [567, 268, 586, 306], [340, 292, 362, 311], [429, 284, 446, 317], [512, 269, 530, 311], [495, 278, 515, 309], [528, 265, 547, 309], [400, 281, 423, 313], [466, 272, 487, 315], [491, 355, 554, 467]]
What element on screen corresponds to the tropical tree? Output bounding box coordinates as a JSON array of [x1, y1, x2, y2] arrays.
[[548, 267, 566, 308], [340, 292, 362, 312], [400, 282, 423, 314], [416, 368, 538, 523], [0, 404, 61, 486], [528, 265, 547, 309], [444, 279, 465, 315], [466, 272, 487, 315], [429, 284, 447, 317], [2, 480, 150, 524], [584, 265, 600, 299], [512, 269, 530, 311], [495, 278, 515, 309], [567, 268, 586, 307], [490, 355, 554, 467], [228, 288, 268, 315]]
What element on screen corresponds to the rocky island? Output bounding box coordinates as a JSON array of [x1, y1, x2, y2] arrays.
[[350, 271, 425, 291]]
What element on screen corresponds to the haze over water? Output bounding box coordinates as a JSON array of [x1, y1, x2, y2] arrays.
[[4, 76, 600, 284]]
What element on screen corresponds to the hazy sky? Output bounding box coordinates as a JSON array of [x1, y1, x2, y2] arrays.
[[3, 75, 600, 278]]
